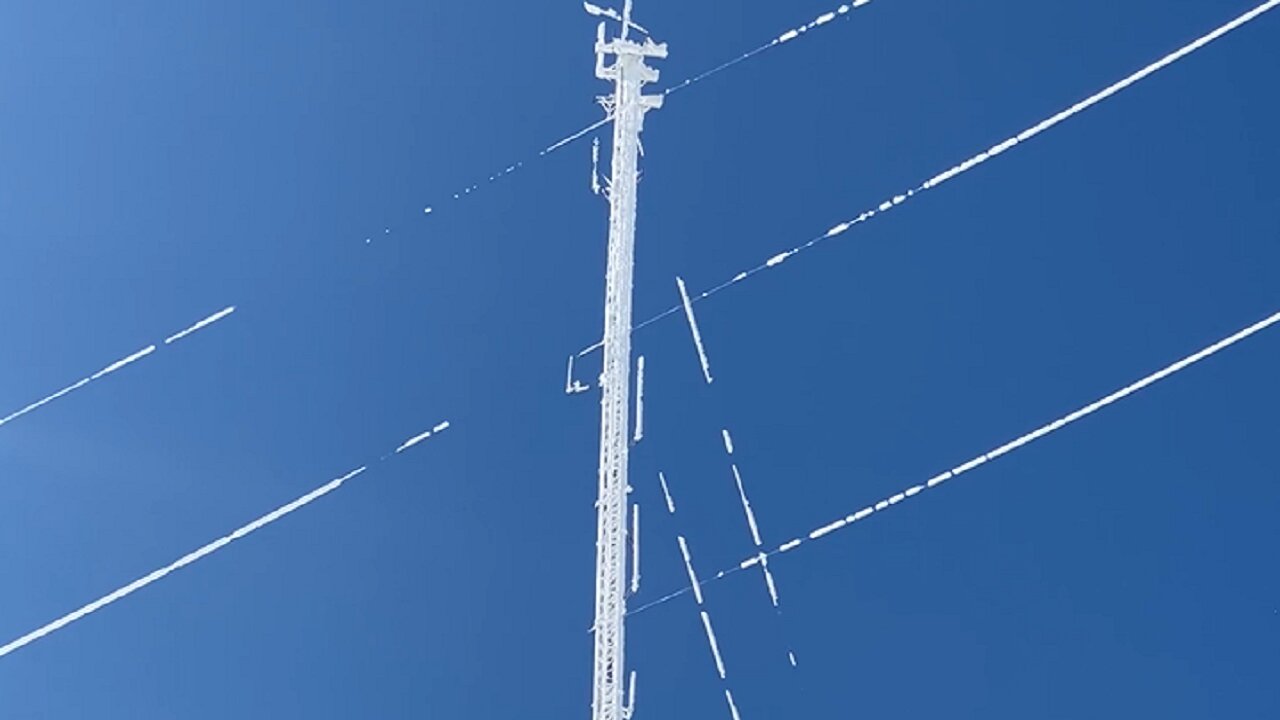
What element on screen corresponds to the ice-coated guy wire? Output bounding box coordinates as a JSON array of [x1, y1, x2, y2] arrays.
[[577, 0, 1280, 356]]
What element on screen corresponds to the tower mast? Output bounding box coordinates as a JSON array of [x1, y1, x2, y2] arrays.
[[589, 5, 666, 720]]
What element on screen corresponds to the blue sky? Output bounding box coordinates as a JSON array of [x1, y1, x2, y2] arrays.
[[1, 0, 1277, 717]]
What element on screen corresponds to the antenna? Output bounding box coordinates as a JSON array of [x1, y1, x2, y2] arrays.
[[588, 7, 667, 720]]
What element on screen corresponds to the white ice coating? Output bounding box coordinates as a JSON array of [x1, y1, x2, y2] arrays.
[[89, 345, 157, 381], [664, 1, 875, 97], [564, 354, 591, 395], [380, 113, 604, 243], [3, 406, 458, 658], [633, 308, 1280, 620], [2, 346, 157, 428], [731, 465, 764, 547], [737, 307, 1280, 565], [776, 2, 871, 46], [399, 1, 879, 245], [0, 466, 369, 659], [658, 471, 676, 514], [952, 456, 988, 475], [725, 689, 743, 720], [633, 355, 645, 443], [546, 115, 613, 156], [0, 378, 92, 428], [788, 651, 798, 667], [163, 306, 237, 345], [393, 420, 451, 454], [926, 471, 953, 488], [700, 610, 728, 680], [779, 538, 803, 553], [719, 434, 786, 614], [808, 518, 846, 539], [760, 555, 780, 607], [2, 306, 238, 431], [592, 136, 602, 196], [676, 276, 714, 384], [678, 535, 705, 606], [630, 503, 641, 595], [677, 530, 744, 713], [580, 0, 1280, 357]]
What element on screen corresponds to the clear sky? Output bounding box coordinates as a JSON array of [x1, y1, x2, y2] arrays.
[[1, 1, 1277, 717]]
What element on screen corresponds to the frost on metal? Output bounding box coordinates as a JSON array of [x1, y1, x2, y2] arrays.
[[1, 306, 235, 431], [676, 276, 714, 384], [592, 137, 603, 195], [565, 354, 592, 395], [0, 466, 369, 659], [634, 304, 1280, 620], [658, 471, 676, 514], [629, 503, 641, 595], [394, 420, 450, 454], [669, 496, 744, 719], [677, 535, 704, 606], [720, 306, 1280, 568], [2, 411, 457, 659], [664, 0, 877, 96], [632, 355, 645, 442], [576, 0, 1280, 358], [589, 8, 667, 720], [700, 610, 728, 680]]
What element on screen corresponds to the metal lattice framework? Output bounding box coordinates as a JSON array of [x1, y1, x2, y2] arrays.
[[590, 5, 666, 720]]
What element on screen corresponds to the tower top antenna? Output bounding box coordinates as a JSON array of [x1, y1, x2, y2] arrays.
[[583, 1, 650, 38]]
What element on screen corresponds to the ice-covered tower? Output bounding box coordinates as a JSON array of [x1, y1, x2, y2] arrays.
[[588, 2, 665, 720]]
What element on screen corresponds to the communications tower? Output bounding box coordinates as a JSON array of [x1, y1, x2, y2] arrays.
[[588, 2, 666, 720]]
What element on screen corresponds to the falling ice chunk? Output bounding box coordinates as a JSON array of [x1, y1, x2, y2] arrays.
[[701, 611, 728, 680], [676, 276, 714, 385]]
